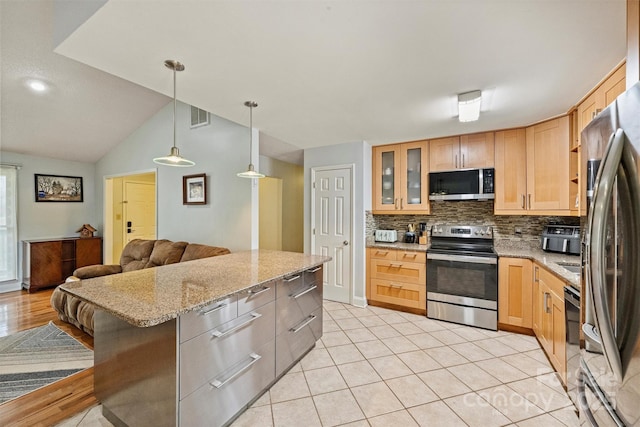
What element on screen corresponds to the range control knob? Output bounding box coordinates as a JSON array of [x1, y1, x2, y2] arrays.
[[480, 231, 485, 235]]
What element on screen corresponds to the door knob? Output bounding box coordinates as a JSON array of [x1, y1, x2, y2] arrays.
[[343, 241, 349, 246]]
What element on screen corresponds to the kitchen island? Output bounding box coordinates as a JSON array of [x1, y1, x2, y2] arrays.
[[60, 249, 330, 427]]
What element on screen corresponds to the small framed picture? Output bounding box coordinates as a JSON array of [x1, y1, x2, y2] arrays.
[[35, 174, 84, 202], [183, 173, 207, 205]]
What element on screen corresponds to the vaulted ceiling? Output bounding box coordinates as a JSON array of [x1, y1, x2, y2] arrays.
[[1, 0, 627, 164]]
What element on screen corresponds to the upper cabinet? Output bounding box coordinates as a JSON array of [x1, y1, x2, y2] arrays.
[[494, 117, 571, 215], [372, 141, 429, 214], [429, 133, 494, 172]]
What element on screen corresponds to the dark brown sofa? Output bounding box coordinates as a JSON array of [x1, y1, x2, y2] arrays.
[[50, 239, 230, 336]]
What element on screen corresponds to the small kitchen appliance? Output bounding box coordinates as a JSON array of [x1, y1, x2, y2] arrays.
[[404, 224, 416, 243], [374, 229, 397, 243], [541, 225, 580, 255]]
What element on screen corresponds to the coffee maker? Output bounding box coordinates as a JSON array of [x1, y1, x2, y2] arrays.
[[404, 224, 416, 243]]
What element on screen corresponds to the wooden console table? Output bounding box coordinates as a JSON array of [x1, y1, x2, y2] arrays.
[[22, 237, 102, 292]]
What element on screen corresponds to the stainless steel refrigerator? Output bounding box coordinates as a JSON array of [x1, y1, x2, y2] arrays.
[[580, 81, 640, 426]]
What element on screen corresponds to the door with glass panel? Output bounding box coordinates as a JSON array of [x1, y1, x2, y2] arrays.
[[400, 141, 429, 212], [373, 145, 401, 212]]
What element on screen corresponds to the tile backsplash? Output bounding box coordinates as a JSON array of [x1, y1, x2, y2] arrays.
[[367, 201, 580, 243]]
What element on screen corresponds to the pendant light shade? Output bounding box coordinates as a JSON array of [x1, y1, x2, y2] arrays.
[[237, 101, 265, 179], [153, 60, 195, 167]]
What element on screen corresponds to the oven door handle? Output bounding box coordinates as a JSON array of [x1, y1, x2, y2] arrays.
[[426, 253, 497, 265]]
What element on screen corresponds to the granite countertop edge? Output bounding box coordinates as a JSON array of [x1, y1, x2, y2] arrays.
[[60, 250, 331, 328]]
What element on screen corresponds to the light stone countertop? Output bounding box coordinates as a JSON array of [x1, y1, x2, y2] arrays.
[[60, 249, 331, 328], [366, 238, 581, 287]]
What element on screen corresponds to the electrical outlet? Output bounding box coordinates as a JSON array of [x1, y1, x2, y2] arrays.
[[514, 227, 522, 235]]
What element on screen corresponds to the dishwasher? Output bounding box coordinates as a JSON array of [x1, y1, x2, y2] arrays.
[[564, 285, 581, 410]]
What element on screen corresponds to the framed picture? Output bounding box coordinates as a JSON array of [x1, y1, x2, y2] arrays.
[[183, 173, 207, 205], [34, 174, 83, 202]]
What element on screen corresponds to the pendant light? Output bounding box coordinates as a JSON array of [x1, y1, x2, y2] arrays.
[[153, 60, 195, 167], [237, 101, 265, 178]]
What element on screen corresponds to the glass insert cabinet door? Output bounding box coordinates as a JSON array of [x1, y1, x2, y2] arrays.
[[381, 150, 396, 206], [405, 147, 422, 205]]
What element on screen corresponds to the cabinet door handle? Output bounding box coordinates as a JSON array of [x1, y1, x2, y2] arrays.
[[247, 286, 270, 296], [544, 292, 550, 314], [389, 283, 403, 289], [375, 250, 389, 256], [290, 284, 317, 299], [462, 154, 465, 168], [395, 198, 398, 209], [389, 263, 403, 268], [201, 302, 228, 316], [210, 353, 261, 389], [211, 312, 262, 338], [402, 253, 417, 259], [528, 194, 532, 210], [284, 275, 301, 282], [521, 194, 526, 209], [534, 266, 539, 282], [290, 315, 317, 333], [400, 198, 404, 209], [455, 155, 458, 169]]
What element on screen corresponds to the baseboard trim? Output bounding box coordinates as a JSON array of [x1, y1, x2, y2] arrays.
[[352, 296, 367, 308], [0, 281, 21, 293]]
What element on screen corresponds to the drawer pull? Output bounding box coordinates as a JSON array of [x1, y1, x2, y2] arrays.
[[200, 302, 228, 316], [389, 283, 403, 289], [211, 312, 262, 338], [375, 251, 388, 256], [389, 263, 403, 268], [290, 315, 317, 333], [402, 253, 417, 259], [284, 275, 301, 282], [291, 285, 318, 299], [307, 266, 322, 273], [247, 286, 270, 297], [210, 353, 262, 389]]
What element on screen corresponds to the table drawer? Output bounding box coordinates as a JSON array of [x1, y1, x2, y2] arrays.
[[238, 283, 276, 316], [179, 295, 237, 343], [369, 248, 396, 261], [397, 251, 426, 264], [180, 339, 275, 427], [370, 259, 426, 285], [276, 306, 322, 376], [370, 279, 426, 310], [179, 300, 275, 399]]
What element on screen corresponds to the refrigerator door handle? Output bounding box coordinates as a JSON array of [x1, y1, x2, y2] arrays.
[[586, 128, 625, 381]]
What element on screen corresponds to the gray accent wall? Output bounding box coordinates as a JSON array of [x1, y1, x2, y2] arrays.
[[95, 101, 253, 253]]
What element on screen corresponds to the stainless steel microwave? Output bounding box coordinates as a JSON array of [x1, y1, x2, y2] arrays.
[[428, 168, 495, 201]]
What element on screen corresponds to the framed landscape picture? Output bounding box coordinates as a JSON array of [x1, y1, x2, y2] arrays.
[[35, 174, 83, 202], [183, 173, 207, 205]]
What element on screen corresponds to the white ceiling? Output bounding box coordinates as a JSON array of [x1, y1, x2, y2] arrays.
[[1, 0, 628, 165]]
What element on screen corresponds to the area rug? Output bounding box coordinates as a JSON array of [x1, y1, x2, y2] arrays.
[[0, 322, 93, 403]]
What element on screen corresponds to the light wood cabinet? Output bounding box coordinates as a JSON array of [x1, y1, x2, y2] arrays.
[[532, 263, 567, 385], [498, 257, 533, 329], [372, 141, 429, 214], [495, 117, 571, 215], [429, 133, 494, 172], [367, 248, 426, 313]]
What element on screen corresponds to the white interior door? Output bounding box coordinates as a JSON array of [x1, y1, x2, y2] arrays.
[[313, 166, 352, 304], [124, 182, 156, 243]]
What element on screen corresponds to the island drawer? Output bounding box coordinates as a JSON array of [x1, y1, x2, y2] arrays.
[[179, 300, 275, 399], [303, 265, 323, 286], [275, 282, 322, 334], [276, 306, 322, 376], [277, 273, 304, 299], [180, 339, 276, 427], [179, 295, 237, 343], [237, 283, 275, 316]]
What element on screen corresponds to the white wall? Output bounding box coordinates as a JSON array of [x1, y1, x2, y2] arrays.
[[303, 141, 371, 307], [95, 101, 253, 253]]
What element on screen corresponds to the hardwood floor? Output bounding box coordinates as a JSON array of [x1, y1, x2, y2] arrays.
[[0, 288, 96, 427]]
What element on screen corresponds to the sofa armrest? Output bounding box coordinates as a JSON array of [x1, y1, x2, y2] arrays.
[[73, 264, 122, 279]]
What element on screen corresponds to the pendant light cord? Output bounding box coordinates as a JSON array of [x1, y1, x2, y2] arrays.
[[173, 65, 177, 150]]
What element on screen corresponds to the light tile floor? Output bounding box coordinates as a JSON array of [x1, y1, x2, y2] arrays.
[[56, 302, 579, 427]]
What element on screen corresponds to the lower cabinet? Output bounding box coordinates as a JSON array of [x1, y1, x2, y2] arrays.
[[367, 248, 426, 313], [95, 265, 324, 427], [532, 262, 567, 384], [498, 257, 533, 328]]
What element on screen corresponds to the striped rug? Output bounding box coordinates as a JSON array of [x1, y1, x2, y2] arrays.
[[0, 322, 93, 403]]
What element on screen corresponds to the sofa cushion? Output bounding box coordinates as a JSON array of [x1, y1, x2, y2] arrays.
[[146, 240, 188, 268], [120, 239, 156, 272], [73, 264, 122, 279], [180, 244, 231, 262]]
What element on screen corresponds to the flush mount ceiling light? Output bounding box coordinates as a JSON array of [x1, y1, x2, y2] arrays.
[[237, 101, 265, 179], [153, 60, 195, 167], [458, 90, 482, 122], [27, 79, 47, 92]]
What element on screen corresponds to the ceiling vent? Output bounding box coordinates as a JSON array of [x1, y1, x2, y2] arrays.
[[190, 106, 210, 128]]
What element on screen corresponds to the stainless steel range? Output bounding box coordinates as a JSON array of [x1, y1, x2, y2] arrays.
[[426, 225, 498, 330]]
